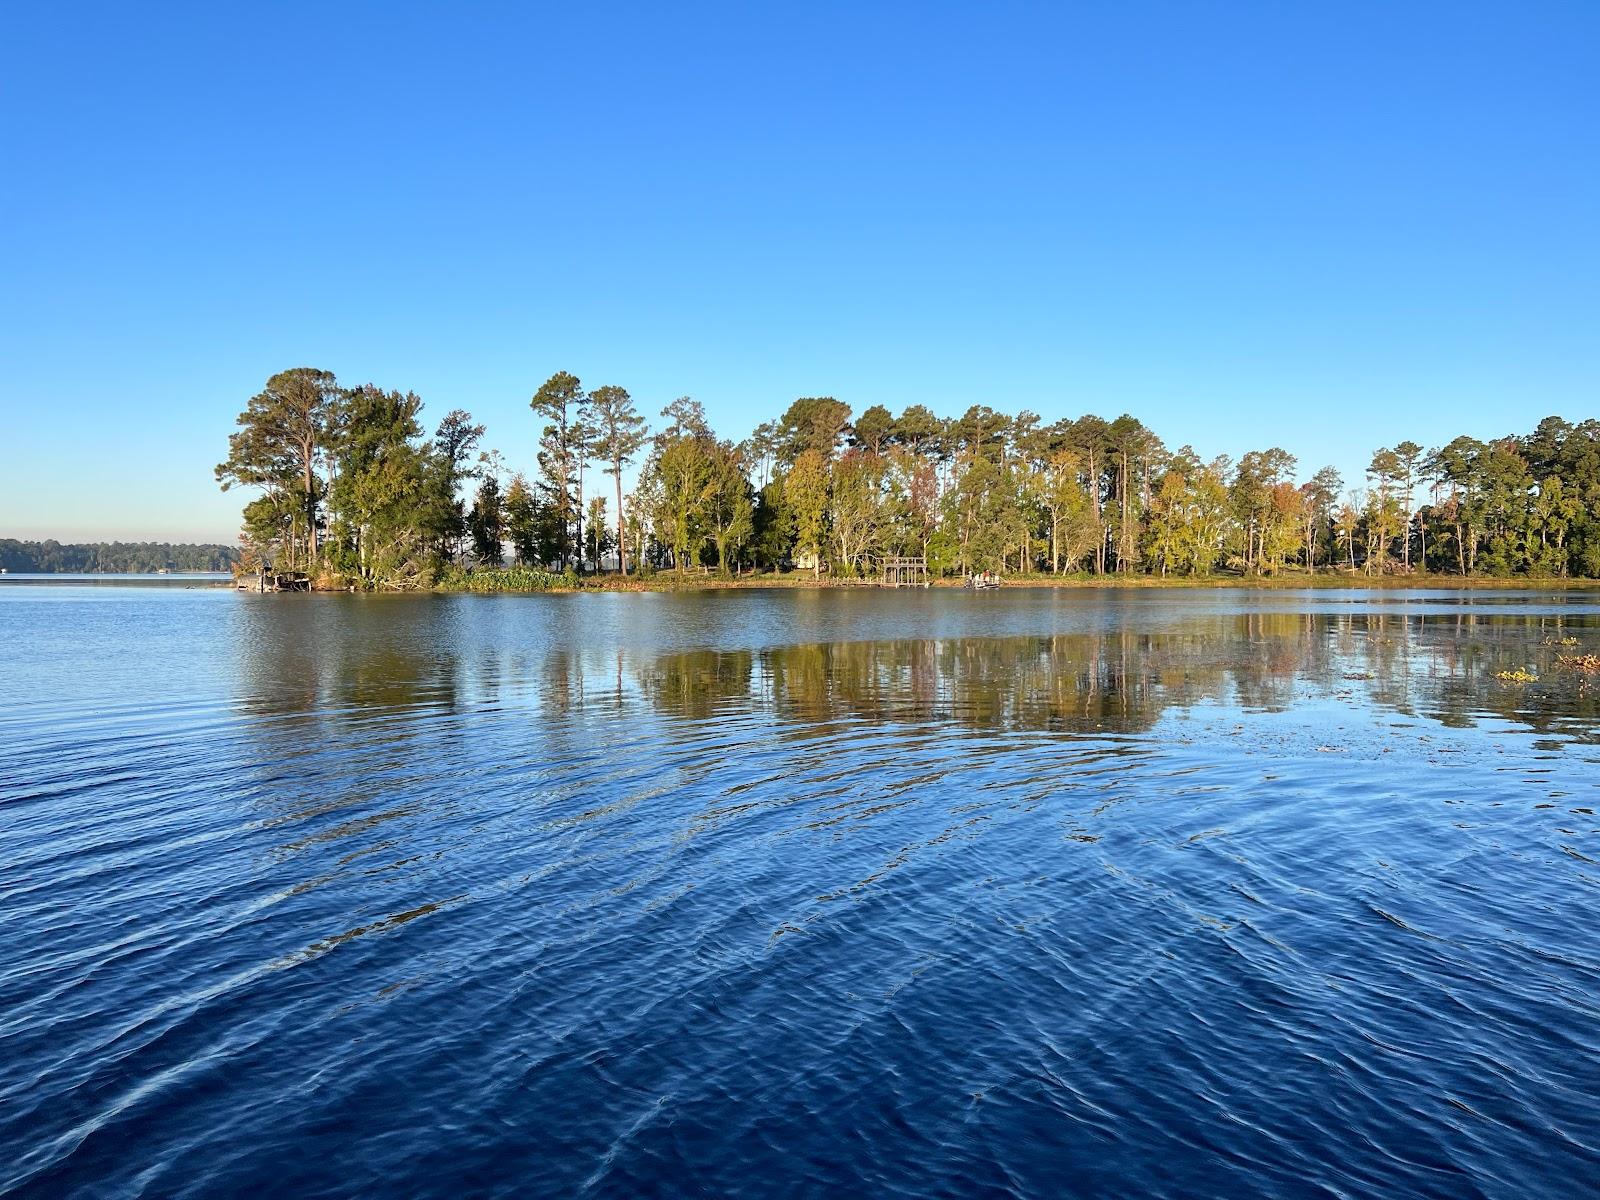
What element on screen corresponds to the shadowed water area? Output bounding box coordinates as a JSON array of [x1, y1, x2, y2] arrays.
[[3, 584, 1599, 1197]]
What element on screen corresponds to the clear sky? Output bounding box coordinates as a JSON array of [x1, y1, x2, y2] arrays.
[[2, 1, 1596, 541]]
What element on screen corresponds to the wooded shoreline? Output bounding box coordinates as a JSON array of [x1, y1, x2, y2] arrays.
[[217, 367, 1600, 591]]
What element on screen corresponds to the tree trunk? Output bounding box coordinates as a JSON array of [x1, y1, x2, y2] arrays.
[[575, 461, 585, 574], [302, 440, 318, 562], [615, 463, 627, 575], [557, 434, 570, 571], [1118, 449, 1129, 573], [1088, 449, 1103, 573]]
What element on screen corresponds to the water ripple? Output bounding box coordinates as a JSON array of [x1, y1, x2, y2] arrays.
[[3, 590, 1600, 1196]]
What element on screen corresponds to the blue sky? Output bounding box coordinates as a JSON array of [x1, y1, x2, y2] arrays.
[[2, 1, 1596, 541]]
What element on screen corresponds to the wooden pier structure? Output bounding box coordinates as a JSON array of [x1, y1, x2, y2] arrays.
[[878, 555, 930, 588], [237, 569, 312, 593]]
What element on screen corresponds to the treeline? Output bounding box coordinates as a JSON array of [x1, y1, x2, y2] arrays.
[[217, 366, 1600, 587], [0, 540, 238, 574]]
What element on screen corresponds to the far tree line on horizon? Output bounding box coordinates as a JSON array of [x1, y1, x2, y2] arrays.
[[0, 540, 238, 575], [215, 366, 1600, 588]]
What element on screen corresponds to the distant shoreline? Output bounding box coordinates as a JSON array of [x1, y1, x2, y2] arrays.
[[0, 539, 238, 575], [0, 570, 232, 576]]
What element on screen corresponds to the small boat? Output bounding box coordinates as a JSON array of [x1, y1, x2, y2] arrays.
[[965, 573, 1002, 590]]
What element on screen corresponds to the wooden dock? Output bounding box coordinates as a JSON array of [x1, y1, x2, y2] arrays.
[[237, 570, 311, 592], [878, 556, 930, 588]]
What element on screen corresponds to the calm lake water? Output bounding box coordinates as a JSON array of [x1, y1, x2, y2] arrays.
[[3, 584, 1599, 1198]]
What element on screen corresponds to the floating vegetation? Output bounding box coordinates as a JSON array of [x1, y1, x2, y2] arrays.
[[1555, 654, 1600, 674], [1494, 669, 1538, 684]]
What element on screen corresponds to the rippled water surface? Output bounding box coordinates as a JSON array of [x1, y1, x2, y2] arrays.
[[4, 585, 1599, 1198]]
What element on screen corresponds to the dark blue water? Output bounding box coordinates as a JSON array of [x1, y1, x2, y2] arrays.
[[3, 585, 1598, 1198]]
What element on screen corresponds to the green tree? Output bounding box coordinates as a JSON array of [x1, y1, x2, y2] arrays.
[[1428, 437, 1485, 573], [1365, 447, 1406, 572], [1107, 415, 1159, 572], [776, 397, 851, 464], [1038, 449, 1099, 573], [787, 449, 831, 577], [1391, 440, 1425, 570], [830, 450, 888, 574], [1180, 462, 1233, 575], [1530, 475, 1578, 574], [1302, 466, 1343, 571], [571, 412, 598, 573], [884, 447, 940, 561], [850, 404, 895, 455], [433, 409, 485, 559], [530, 371, 586, 569], [328, 384, 435, 587], [470, 473, 505, 566], [751, 473, 796, 570], [651, 434, 715, 574], [661, 395, 712, 439], [1231, 448, 1297, 574], [585, 495, 611, 571], [1474, 439, 1534, 575], [744, 420, 782, 489], [504, 473, 540, 565], [890, 404, 942, 456], [217, 367, 339, 569], [1063, 415, 1111, 572], [952, 405, 1008, 461], [588, 384, 650, 575], [1262, 482, 1305, 574], [705, 443, 754, 573], [945, 453, 1018, 574], [1147, 467, 1189, 577]]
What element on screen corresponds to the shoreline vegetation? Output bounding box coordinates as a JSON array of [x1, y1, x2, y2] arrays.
[[155, 567, 1600, 593], [214, 366, 1600, 593], [432, 567, 1600, 594]]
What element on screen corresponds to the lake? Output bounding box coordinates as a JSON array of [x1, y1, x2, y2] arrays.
[[3, 583, 1598, 1198]]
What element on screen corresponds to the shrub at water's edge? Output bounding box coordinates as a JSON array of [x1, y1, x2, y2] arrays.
[[438, 566, 574, 593]]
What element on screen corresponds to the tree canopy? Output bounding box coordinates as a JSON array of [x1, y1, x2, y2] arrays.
[[218, 365, 1600, 585]]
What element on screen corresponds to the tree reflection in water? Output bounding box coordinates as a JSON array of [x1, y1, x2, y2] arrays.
[[223, 599, 1600, 881], [634, 612, 1600, 741]]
